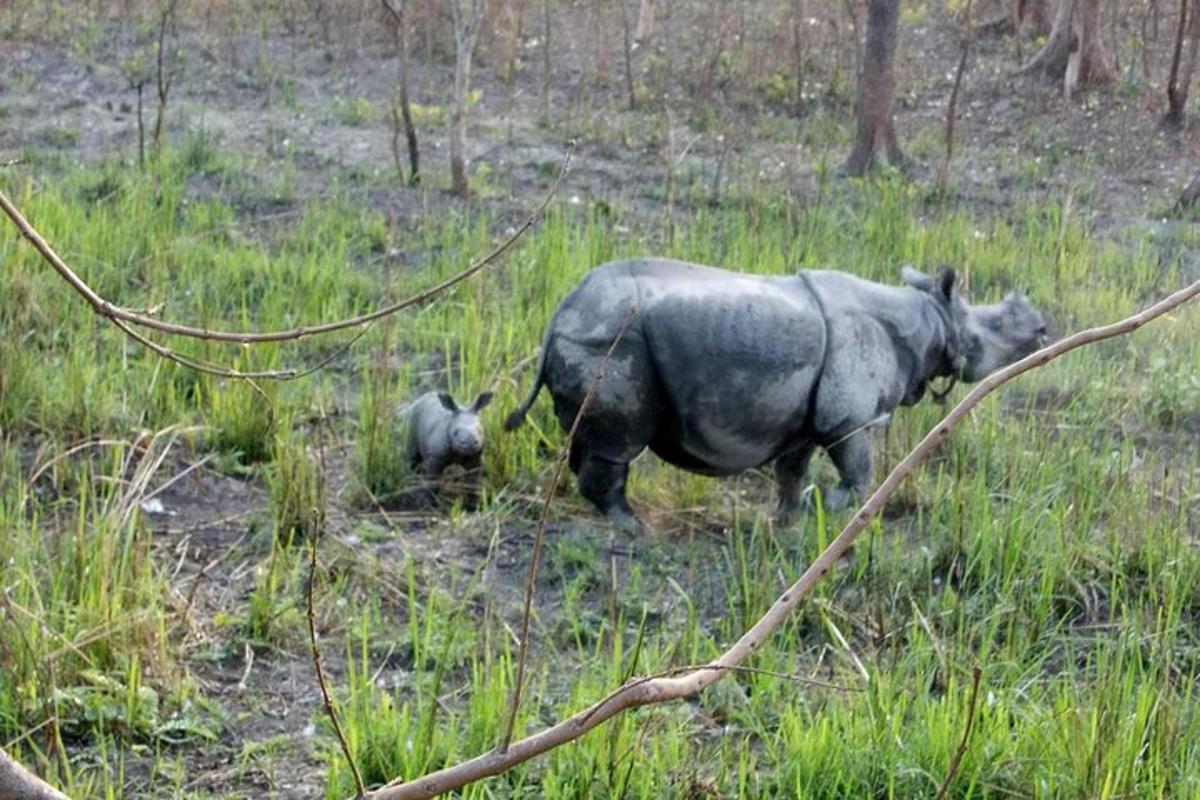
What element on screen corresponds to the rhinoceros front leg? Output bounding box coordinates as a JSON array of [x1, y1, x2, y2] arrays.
[[415, 454, 446, 509], [774, 444, 816, 525], [825, 431, 873, 511], [461, 454, 484, 510]]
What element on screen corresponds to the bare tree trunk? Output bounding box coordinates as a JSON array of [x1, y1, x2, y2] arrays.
[[619, 0, 637, 109], [153, 0, 180, 158], [790, 0, 808, 116], [136, 80, 146, 169], [1020, 0, 1114, 94], [939, 0, 974, 192], [1163, 0, 1200, 129], [382, 0, 421, 184], [450, 0, 487, 198], [540, 0, 551, 121], [635, 0, 654, 41], [841, 0, 906, 176]]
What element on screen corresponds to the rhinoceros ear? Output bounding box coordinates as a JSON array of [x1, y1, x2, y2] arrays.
[[437, 392, 459, 412], [936, 267, 957, 301], [901, 265, 934, 292], [472, 391, 494, 412]]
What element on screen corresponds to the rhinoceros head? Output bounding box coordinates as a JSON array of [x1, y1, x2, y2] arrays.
[[439, 391, 494, 457], [901, 265, 1048, 383]]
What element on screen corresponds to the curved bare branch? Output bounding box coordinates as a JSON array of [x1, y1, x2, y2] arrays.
[[0, 142, 574, 345]]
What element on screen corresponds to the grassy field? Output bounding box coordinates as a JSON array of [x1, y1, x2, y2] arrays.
[[2, 133, 1199, 800]]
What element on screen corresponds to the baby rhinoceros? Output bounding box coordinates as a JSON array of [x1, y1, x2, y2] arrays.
[[406, 390, 494, 509]]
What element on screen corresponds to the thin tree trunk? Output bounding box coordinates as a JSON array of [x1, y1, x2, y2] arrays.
[[634, 0, 654, 41], [939, 0, 974, 192], [1163, 0, 1200, 129], [450, 0, 486, 198], [790, 0, 807, 116], [540, 0, 551, 121], [153, 0, 180, 158], [841, 0, 906, 176], [136, 80, 146, 169], [619, 0, 637, 109], [382, 0, 421, 184]]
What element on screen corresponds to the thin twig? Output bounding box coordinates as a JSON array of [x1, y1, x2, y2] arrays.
[[309, 531, 365, 798], [934, 665, 983, 800], [109, 315, 373, 381], [0, 142, 573, 345], [498, 307, 639, 753], [361, 279, 1200, 800]]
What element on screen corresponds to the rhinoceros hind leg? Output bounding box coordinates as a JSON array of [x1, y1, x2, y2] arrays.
[[577, 454, 641, 529], [774, 444, 816, 525], [825, 431, 873, 511]]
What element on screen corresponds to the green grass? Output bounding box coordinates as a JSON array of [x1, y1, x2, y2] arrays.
[[1, 144, 1199, 799]]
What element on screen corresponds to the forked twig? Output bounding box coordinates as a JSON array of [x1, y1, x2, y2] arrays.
[[361, 279, 1200, 800], [0, 142, 574, 346], [934, 665, 983, 800], [497, 307, 639, 753]]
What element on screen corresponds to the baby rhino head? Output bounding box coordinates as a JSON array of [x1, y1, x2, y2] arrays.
[[438, 391, 494, 457]]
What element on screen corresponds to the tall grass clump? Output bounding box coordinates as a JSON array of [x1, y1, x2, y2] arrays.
[[354, 362, 412, 505], [0, 439, 195, 793], [267, 420, 326, 542]]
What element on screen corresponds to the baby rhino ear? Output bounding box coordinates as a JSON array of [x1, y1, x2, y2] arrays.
[[472, 391, 494, 412], [437, 392, 459, 412]]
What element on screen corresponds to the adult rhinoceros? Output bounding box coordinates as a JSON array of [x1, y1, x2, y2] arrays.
[[504, 259, 1047, 527]]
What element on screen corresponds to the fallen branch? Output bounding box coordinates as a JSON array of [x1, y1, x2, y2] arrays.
[[0, 141, 573, 346], [361, 277, 1200, 800]]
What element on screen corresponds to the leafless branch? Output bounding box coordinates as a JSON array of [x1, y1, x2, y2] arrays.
[[360, 277, 1200, 800], [499, 307, 639, 753], [0, 746, 69, 800], [309, 528, 366, 798], [0, 142, 573, 345]]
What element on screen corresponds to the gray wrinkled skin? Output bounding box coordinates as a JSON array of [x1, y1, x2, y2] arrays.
[[407, 390, 493, 508], [505, 258, 1047, 527]]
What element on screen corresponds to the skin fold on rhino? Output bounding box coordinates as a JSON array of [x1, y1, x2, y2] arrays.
[[505, 258, 1048, 528]]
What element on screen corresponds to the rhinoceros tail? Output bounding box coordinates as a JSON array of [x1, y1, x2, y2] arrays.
[[504, 339, 550, 432]]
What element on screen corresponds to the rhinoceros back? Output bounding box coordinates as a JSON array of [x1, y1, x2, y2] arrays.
[[543, 259, 828, 474]]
